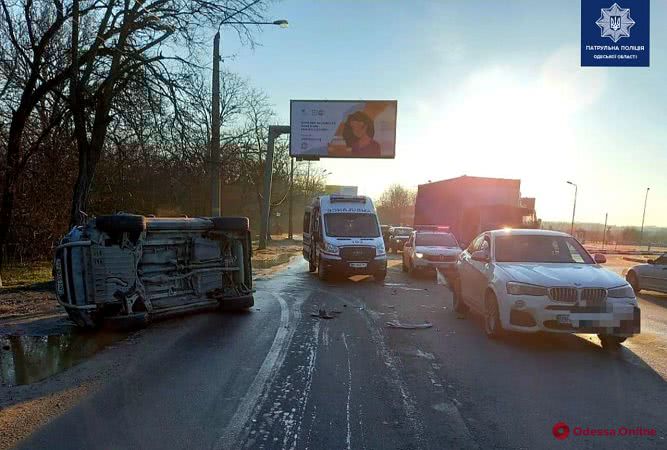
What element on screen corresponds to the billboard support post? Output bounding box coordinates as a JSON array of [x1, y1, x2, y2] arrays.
[[288, 157, 294, 240], [259, 125, 291, 250]]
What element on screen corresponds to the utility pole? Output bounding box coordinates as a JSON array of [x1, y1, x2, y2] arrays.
[[259, 126, 291, 249], [208, 19, 287, 217], [567, 181, 577, 237], [288, 157, 294, 240], [639, 187, 650, 251], [602, 213, 608, 251], [210, 31, 221, 216]]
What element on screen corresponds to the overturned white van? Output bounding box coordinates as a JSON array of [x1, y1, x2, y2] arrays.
[[53, 214, 253, 327], [303, 195, 387, 281]]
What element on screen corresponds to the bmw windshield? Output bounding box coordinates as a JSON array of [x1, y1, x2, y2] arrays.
[[495, 235, 594, 264]]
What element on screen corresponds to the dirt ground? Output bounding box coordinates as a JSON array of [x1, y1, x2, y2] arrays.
[[584, 243, 667, 254]]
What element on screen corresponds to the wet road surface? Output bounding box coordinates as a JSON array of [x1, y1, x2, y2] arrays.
[[13, 256, 667, 449]]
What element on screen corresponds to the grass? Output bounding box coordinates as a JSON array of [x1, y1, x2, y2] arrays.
[[0, 261, 53, 289]]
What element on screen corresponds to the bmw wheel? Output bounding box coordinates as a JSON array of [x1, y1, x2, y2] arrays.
[[484, 292, 503, 339], [452, 278, 468, 313]]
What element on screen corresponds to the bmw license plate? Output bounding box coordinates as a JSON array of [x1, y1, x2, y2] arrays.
[[55, 260, 65, 296], [557, 315, 571, 325], [349, 262, 367, 269]]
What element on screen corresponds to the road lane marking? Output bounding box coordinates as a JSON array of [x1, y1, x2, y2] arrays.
[[324, 288, 479, 449], [342, 333, 353, 450], [215, 290, 297, 450], [285, 319, 319, 450]]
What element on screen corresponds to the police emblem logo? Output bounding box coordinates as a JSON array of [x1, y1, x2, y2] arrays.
[[596, 3, 635, 43]]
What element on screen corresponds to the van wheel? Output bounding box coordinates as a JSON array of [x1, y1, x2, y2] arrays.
[[484, 292, 503, 339], [95, 214, 146, 233], [374, 270, 387, 283], [308, 259, 316, 272], [318, 257, 329, 281]]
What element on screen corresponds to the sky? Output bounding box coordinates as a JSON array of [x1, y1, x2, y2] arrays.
[[217, 0, 666, 227]]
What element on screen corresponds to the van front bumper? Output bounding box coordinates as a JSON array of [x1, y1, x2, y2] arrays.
[[320, 254, 387, 275]]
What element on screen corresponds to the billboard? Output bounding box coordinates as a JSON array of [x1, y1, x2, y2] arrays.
[[290, 100, 397, 158]]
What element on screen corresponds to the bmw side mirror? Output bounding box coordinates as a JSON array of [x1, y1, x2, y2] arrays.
[[593, 253, 607, 264], [472, 250, 490, 263]]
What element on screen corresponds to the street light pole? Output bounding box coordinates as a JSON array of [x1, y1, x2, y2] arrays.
[[210, 31, 221, 216], [639, 187, 650, 250], [209, 19, 288, 217], [567, 181, 577, 236], [602, 212, 608, 251]]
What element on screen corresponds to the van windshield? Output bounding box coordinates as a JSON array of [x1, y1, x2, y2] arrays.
[[324, 213, 380, 238]]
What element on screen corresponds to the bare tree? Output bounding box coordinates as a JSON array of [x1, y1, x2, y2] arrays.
[[0, 0, 73, 270], [66, 0, 272, 226], [376, 184, 416, 225]]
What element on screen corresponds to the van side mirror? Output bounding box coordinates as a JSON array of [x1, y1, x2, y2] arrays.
[[593, 253, 606, 264], [472, 250, 490, 263], [647, 259, 655, 264], [404, 241, 412, 248]]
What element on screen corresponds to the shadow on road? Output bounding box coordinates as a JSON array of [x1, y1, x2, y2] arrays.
[[637, 291, 667, 310]]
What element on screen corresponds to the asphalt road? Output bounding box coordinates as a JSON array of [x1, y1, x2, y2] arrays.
[[16, 255, 667, 449]]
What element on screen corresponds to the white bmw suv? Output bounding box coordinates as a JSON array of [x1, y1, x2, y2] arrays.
[[453, 229, 640, 348]]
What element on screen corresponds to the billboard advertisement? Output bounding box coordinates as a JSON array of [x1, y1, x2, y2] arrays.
[[290, 100, 397, 158]]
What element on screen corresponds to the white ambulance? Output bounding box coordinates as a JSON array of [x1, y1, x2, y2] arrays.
[[303, 195, 387, 281]]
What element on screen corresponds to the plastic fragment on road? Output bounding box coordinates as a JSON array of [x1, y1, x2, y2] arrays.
[[385, 320, 433, 329], [310, 308, 340, 319], [436, 269, 448, 286]]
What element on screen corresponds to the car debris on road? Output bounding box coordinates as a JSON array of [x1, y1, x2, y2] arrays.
[[385, 320, 433, 329]]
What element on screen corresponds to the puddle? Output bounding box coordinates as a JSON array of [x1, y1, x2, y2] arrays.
[[252, 253, 294, 269], [0, 330, 127, 386]]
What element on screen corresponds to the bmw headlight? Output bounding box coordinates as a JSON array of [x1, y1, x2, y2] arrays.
[[376, 243, 386, 256], [608, 284, 635, 298], [415, 252, 424, 259], [324, 242, 339, 255], [506, 282, 548, 296]]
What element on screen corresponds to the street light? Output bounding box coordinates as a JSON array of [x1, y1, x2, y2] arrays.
[[209, 18, 288, 216], [566, 181, 577, 236], [639, 187, 650, 250]]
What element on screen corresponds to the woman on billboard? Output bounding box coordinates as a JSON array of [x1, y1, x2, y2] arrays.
[[343, 111, 381, 157]]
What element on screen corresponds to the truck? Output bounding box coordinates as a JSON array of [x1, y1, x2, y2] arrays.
[[53, 214, 253, 328], [413, 176, 538, 248], [303, 195, 387, 281]]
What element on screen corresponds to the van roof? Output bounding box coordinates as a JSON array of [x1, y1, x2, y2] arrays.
[[314, 194, 376, 213]]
